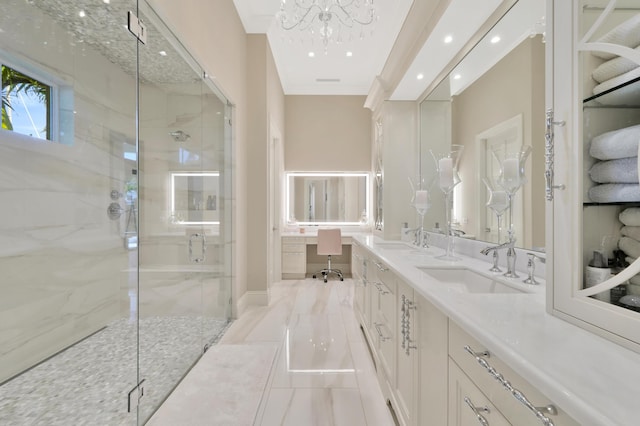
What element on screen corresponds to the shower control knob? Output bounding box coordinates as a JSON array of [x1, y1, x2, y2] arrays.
[[107, 203, 124, 220]]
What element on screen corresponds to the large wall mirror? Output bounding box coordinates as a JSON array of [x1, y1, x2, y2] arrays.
[[420, 0, 546, 251], [286, 172, 370, 225]]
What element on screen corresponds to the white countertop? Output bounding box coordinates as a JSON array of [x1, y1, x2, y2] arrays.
[[353, 234, 640, 426]]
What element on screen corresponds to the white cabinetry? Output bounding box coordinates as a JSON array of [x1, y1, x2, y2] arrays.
[[448, 322, 578, 426], [371, 258, 397, 382], [415, 292, 448, 426], [281, 237, 306, 279], [549, 0, 640, 353], [352, 246, 578, 426], [352, 242, 370, 329], [394, 278, 416, 426], [448, 360, 510, 426]]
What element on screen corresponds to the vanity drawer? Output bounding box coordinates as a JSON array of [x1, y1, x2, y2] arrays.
[[370, 258, 393, 287], [449, 359, 510, 426], [282, 242, 305, 253], [375, 279, 395, 322], [282, 252, 306, 274], [373, 311, 395, 380], [282, 237, 305, 253], [449, 321, 578, 426]]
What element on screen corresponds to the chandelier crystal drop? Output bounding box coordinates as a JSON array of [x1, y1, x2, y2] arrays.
[[277, 0, 377, 52]]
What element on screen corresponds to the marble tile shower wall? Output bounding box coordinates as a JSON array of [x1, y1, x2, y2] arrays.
[[0, 1, 138, 383]]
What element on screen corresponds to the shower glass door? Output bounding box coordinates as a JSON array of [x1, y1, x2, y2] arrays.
[[0, 0, 232, 424], [136, 3, 232, 423], [0, 0, 140, 424]]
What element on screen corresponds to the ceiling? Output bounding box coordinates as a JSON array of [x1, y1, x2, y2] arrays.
[[233, 0, 545, 101], [233, 0, 413, 96]]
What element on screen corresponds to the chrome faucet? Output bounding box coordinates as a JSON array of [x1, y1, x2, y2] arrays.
[[523, 253, 545, 285], [409, 228, 429, 248], [481, 238, 518, 278]]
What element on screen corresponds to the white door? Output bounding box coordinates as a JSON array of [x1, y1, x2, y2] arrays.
[[268, 122, 283, 290]]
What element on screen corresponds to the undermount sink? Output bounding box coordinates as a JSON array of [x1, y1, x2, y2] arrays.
[[418, 267, 527, 294]]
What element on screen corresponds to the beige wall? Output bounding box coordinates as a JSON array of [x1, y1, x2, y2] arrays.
[[285, 96, 371, 171], [246, 35, 285, 293], [451, 35, 545, 249]]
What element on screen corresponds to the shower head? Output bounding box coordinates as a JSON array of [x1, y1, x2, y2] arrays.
[[169, 130, 190, 142]]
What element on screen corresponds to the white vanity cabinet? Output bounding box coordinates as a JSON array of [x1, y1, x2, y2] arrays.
[[371, 258, 397, 383], [448, 359, 510, 426], [415, 292, 448, 426], [392, 280, 449, 426], [393, 278, 416, 426], [448, 322, 579, 426], [352, 242, 370, 330], [548, 0, 640, 352], [281, 236, 306, 279]]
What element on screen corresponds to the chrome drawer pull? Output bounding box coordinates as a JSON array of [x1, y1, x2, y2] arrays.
[[464, 345, 490, 359], [463, 397, 490, 426], [464, 344, 556, 426], [373, 260, 389, 272], [374, 282, 390, 295], [373, 323, 390, 342]]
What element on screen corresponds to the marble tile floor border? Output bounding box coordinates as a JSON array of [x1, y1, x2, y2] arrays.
[[0, 316, 230, 426], [147, 344, 278, 426]]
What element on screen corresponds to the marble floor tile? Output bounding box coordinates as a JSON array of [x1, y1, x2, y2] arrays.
[[147, 344, 278, 426], [269, 313, 358, 389], [258, 388, 368, 426], [147, 279, 388, 426]]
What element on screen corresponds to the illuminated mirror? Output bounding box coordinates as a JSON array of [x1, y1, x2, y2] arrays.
[[286, 172, 370, 225], [171, 172, 220, 225]]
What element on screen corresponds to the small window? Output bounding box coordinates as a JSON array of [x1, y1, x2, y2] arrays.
[[2, 64, 52, 140]]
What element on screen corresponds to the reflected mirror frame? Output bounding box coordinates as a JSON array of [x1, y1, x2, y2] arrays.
[[285, 172, 371, 226], [171, 171, 220, 225]]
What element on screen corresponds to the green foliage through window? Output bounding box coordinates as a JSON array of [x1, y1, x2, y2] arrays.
[[2, 64, 52, 140]]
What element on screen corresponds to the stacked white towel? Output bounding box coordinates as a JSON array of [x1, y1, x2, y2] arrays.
[[588, 125, 640, 203], [591, 14, 640, 105], [618, 208, 640, 264], [620, 207, 640, 226]]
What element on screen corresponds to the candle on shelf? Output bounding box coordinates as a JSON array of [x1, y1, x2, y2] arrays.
[[438, 157, 454, 189], [503, 158, 519, 183], [415, 190, 429, 210]]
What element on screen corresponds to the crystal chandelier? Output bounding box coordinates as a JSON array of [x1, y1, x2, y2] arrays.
[[277, 0, 377, 52]]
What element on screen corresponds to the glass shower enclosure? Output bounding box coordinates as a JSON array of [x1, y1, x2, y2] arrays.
[[0, 1, 233, 424]]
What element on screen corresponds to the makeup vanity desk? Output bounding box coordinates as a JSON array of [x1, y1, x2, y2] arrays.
[[281, 230, 365, 279]]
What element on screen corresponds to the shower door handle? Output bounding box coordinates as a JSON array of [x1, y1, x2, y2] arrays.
[[188, 233, 206, 263]]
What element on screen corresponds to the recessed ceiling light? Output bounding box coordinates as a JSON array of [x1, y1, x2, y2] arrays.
[[444, 35, 453, 44], [491, 35, 501, 44], [308, 51, 315, 58], [346, 51, 353, 57], [159, 51, 167, 56], [417, 73, 424, 80], [103, 0, 110, 4], [453, 74, 461, 80], [78, 10, 86, 18]]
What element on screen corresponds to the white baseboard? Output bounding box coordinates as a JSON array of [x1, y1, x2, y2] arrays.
[[236, 290, 268, 316]]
